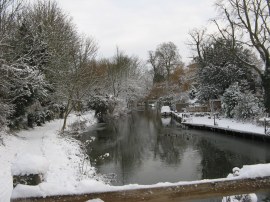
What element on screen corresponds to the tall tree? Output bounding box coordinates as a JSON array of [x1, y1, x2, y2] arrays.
[[148, 42, 183, 84], [156, 42, 182, 81], [214, 0, 270, 112], [0, 0, 50, 129], [188, 35, 259, 101], [0, 0, 24, 130], [148, 50, 165, 83]]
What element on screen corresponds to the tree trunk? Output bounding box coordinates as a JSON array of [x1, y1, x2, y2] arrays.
[[262, 72, 270, 114], [61, 99, 71, 132]]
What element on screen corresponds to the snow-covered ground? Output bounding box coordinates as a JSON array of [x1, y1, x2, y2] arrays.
[[173, 112, 266, 135], [1, 110, 270, 202], [0, 112, 97, 202]]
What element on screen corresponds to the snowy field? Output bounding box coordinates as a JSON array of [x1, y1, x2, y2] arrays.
[[173, 112, 267, 135], [0, 111, 270, 202]]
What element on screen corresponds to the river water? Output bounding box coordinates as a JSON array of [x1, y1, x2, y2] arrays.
[[80, 108, 270, 200]]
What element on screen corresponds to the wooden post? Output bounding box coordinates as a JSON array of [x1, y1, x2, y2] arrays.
[[265, 118, 267, 134]]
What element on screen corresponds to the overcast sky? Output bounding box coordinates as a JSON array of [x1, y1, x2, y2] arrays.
[[55, 0, 217, 64]]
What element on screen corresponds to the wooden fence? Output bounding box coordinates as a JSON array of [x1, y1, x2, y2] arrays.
[[12, 176, 270, 202]]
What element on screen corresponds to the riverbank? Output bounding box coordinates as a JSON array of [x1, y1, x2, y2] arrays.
[[171, 112, 270, 141], [0, 111, 97, 202]]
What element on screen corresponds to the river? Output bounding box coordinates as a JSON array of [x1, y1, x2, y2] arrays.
[[80, 108, 270, 201]]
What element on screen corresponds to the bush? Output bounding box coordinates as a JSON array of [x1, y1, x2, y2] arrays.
[[88, 97, 109, 122], [27, 113, 35, 128], [232, 92, 263, 120], [34, 111, 45, 126], [45, 110, 54, 121], [27, 111, 46, 127], [48, 103, 65, 119], [9, 116, 27, 130], [222, 82, 242, 118], [0, 102, 13, 130], [222, 82, 263, 120]]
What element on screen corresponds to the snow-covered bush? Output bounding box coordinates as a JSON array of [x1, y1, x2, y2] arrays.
[[189, 87, 197, 100], [222, 82, 264, 120], [48, 103, 65, 119], [222, 83, 242, 118], [9, 117, 27, 130], [27, 111, 46, 128], [232, 92, 264, 120], [222, 193, 257, 202], [45, 110, 55, 121], [87, 96, 117, 122], [0, 102, 13, 130]]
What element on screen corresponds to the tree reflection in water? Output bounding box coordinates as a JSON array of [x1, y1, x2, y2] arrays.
[[81, 108, 270, 187]]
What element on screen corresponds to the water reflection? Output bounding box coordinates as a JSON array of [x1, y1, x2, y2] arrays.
[[81, 109, 270, 187], [161, 117, 171, 126]]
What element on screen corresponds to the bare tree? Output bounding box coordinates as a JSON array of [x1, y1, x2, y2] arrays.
[[156, 42, 182, 81], [148, 42, 183, 84], [214, 0, 270, 112], [60, 36, 99, 131], [0, 0, 23, 39], [188, 28, 208, 64], [148, 50, 165, 83]]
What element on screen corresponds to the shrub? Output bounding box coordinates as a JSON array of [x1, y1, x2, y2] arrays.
[[222, 82, 264, 120], [222, 82, 242, 118]]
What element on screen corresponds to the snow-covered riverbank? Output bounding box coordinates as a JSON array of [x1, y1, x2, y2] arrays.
[[1, 110, 270, 202], [0, 111, 97, 202], [172, 112, 267, 136]]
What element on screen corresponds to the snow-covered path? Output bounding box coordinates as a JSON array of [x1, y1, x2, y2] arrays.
[[0, 112, 97, 202]]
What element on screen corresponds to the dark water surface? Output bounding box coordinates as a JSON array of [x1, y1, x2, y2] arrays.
[[80, 108, 270, 200]]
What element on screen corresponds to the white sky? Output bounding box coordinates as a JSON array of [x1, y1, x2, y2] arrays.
[[55, 0, 217, 64]]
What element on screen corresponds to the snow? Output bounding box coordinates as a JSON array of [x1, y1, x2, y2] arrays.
[[233, 164, 270, 179], [225, 164, 270, 180], [221, 164, 270, 202], [161, 106, 171, 113], [12, 184, 44, 199], [11, 154, 49, 176], [86, 199, 104, 202], [104, 153, 109, 157], [222, 193, 257, 202], [161, 117, 171, 126], [172, 112, 266, 135], [259, 118, 270, 122], [0, 111, 97, 202]]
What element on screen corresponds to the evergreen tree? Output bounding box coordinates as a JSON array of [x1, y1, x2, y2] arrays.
[[195, 38, 259, 101]]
